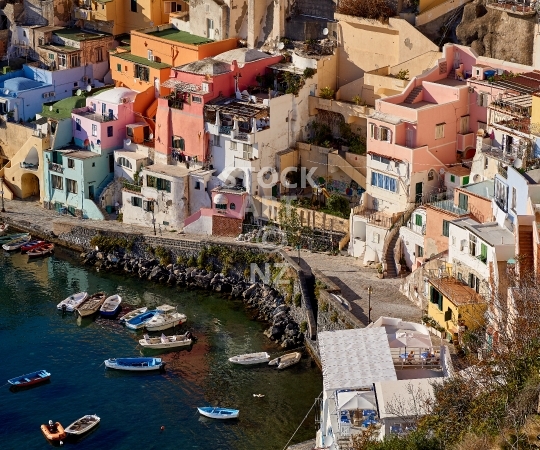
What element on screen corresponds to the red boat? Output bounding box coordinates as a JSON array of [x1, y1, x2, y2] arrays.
[[7, 369, 51, 388], [20, 240, 45, 254], [28, 243, 54, 258]]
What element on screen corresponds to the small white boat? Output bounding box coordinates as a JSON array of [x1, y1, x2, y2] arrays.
[[197, 407, 239, 420], [2, 234, 31, 251], [0, 223, 8, 235], [268, 352, 302, 370], [119, 307, 148, 324], [228, 352, 270, 365], [145, 304, 187, 332], [139, 331, 194, 349], [65, 414, 100, 436], [104, 357, 164, 371], [57, 292, 88, 312], [100, 294, 122, 317]]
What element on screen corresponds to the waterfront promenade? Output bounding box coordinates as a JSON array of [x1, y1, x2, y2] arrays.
[[0, 198, 422, 325]]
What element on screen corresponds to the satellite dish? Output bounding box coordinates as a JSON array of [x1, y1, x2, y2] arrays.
[[439, 168, 446, 175], [514, 158, 523, 169], [49, 105, 53, 111], [3, 89, 9, 95], [323, 28, 329, 36], [125, 139, 131, 146], [76, 89, 82, 96], [86, 85, 92, 92], [278, 42, 285, 50], [148, 133, 154, 140]]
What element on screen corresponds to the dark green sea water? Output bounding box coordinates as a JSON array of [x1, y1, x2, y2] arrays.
[[0, 247, 322, 450]]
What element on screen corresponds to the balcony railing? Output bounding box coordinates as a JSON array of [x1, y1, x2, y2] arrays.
[[122, 181, 142, 193], [219, 125, 232, 135], [48, 162, 63, 173]]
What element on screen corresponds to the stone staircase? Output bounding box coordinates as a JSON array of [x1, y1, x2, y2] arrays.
[[384, 232, 400, 278], [403, 86, 423, 104], [518, 224, 534, 275]]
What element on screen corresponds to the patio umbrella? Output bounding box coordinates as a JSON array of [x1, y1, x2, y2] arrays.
[[388, 331, 432, 351], [337, 391, 377, 411]]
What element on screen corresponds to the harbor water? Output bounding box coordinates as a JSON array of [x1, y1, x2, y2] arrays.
[[0, 248, 322, 449]]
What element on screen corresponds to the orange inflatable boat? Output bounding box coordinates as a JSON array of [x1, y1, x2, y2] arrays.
[[41, 421, 66, 442]]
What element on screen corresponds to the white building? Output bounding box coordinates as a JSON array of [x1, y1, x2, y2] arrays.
[[399, 206, 426, 271]]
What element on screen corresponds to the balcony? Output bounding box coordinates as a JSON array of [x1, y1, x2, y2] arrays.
[[481, 143, 531, 166], [122, 181, 141, 193], [308, 95, 375, 120], [351, 206, 402, 228], [72, 107, 117, 123], [486, 0, 537, 15], [49, 162, 64, 173]]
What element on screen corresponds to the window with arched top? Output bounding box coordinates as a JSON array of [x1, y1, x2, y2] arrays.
[[117, 157, 132, 169], [230, 203, 236, 210]]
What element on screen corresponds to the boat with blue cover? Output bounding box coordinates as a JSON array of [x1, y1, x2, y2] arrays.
[[104, 357, 164, 371], [125, 309, 158, 330], [0, 232, 28, 243], [7, 369, 50, 388], [197, 407, 239, 420]]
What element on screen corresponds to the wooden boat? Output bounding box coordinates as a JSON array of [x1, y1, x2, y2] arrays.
[[228, 352, 270, 365], [197, 407, 239, 420], [0, 232, 28, 243], [100, 294, 122, 317], [104, 357, 164, 371], [57, 292, 88, 312], [41, 421, 66, 442], [145, 304, 187, 332], [125, 309, 158, 330], [65, 414, 100, 436], [268, 352, 302, 370], [7, 369, 50, 388], [119, 307, 148, 324], [0, 223, 8, 235], [27, 243, 54, 258], [76, 292, 106, 317], [2, 234, 31, 251], [20, 239, 45, 254], [139, 331, 194, 349]]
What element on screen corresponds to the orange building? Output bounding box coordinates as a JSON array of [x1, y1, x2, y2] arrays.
[[453, 180, 494, 224], [424, 200, 469, 259], [110, 24, 237, 132]]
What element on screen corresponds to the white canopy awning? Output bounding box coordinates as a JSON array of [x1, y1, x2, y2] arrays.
[[337, 390, 377, 411], [319, 328, 397, 391]]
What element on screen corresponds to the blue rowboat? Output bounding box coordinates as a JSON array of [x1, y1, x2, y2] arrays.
[[104, 357, 164, 371], [125, 309, 158, 330], [197, 407, 239, 419], [7, 369, 50, 388], [100, 294, 122, 317]]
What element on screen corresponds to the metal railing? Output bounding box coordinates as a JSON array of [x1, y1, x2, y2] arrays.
[[48, 162, 63, 173], [122, 181, 141, 193]]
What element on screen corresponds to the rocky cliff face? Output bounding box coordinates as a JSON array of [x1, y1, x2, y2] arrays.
[[455, 0, 535, 66]]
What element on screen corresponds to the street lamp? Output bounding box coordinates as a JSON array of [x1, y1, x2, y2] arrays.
[[296, 230, 301, 265], [367, 286, 373, 324], [150, 199, 156, 236], [0, 176, 5, 213]]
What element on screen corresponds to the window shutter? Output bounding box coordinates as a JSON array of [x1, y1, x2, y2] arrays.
[[143, 200, 148, 211], [444, 308, 452, 321]]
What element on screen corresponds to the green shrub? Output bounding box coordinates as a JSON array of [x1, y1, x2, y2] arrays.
[[330, 311, 338, 323], [89, 234, 134, 253], [187, 256, 196, 267], [319, 86, 335, 99], [320, 301, 329, 312], [293, 293, 302, 307], [300, 321, 307, 333], [154, 246, 171, 266]]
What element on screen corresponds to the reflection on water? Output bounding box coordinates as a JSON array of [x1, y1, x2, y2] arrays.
[[0, 250, 322, 450]]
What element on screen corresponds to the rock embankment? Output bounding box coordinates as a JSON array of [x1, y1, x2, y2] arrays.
[[81, 250, 304, 349]]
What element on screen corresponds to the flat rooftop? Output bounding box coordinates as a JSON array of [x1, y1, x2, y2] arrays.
[[428, 276, 485, 305], [453, 217, 515, 247], [145, 164, 192, 178], [114, 150, 147, 160], [53, 28, 109, 41], [63, 150, 100, 160], [446, 165, 470, 176], [110, 51, 171, 70], [145, 28, 213, 45], [460, 180, 494, 199]]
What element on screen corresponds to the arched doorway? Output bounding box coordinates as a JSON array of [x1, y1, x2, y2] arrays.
[[20, 173, 39, 199]]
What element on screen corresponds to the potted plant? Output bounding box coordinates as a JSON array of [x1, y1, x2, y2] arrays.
[[377, 264, 384, 279]]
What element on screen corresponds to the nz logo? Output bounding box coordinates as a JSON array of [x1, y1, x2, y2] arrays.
[[250, 263, 289, 286]]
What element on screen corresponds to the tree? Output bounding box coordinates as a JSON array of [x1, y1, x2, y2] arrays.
[[326, 193, 350, 218]]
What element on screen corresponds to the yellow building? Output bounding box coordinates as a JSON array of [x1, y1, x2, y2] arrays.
[[74, 0, 189, 36], [427, 275, 487, 342], [531, 93, 540, 134]]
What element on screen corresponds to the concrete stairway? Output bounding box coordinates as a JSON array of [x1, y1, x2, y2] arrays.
[[403, 86, 423, 104], [384, 232, 400, 278]]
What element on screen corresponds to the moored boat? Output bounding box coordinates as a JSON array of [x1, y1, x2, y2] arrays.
[[76, 292, 106, 317], [119, 307, 148, 324], [65, 414, 100, 436], [100, 294, 122, 317], [7, 369, 50, 388], [197, 407, 239, 420], [125, 309, 158, 330], [268, 351, 302, 370], [0, 232, 28, 243], [57, 292, 88, 312], [20, 239, 45, 254], [2, 234, 31, 251], [228, 352, 270, 365], [104, 357, 164, 371], [145, 304, 187, 332], [27, 243, 54, 258], [139, 331, 194, 349], [41, 421, 66, 443]]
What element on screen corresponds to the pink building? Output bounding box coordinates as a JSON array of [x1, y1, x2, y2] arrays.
[[154, 48, 282, 166], [183, 186, 249, 236], [72, 87, 138, 151]]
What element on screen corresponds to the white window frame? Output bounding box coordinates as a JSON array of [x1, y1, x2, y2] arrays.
[[58, 53, 66, 67], [379, 126, 391, 143], [67, 178, 77, 194]]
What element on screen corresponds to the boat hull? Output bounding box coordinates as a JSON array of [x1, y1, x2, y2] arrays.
[[76, 293, 106, 317], [57, 292, 88, 312], [139, 333, 193, 349], [20, 240, 45, 254], [100, 295, 122, 317], [41, 422, 66, 442], [197, 407, 239, 419], [125, 310, 158, 330], [104, 357, 164, 371], [145, 317, 186, 332], [27, 244, 54, 258], [2, 235, 31, 251], [7, 370, 51, 388], [119, 307, 148, 324], [268, 352, 302, 370], [65, 415, 100, 436], [229, 352, 270, 365]]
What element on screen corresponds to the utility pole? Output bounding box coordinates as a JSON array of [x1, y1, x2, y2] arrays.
[[0, 176, 5, 213], [151, 200, 156, 236], [368, 286, 373, 323]]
